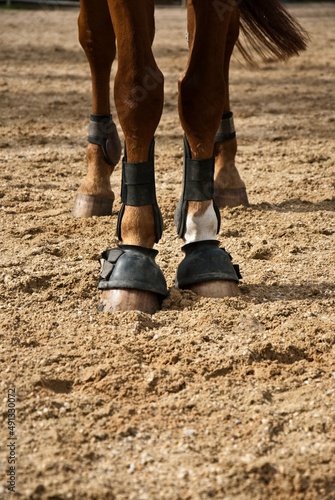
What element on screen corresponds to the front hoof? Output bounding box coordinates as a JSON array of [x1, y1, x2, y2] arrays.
[[187, 279, 239, 298], [99, 289, 161, 314], [73, 193, 114, 217], [214, 187, 249, 208], [97, 245, 168, 313], [176, 240, 241, 298]]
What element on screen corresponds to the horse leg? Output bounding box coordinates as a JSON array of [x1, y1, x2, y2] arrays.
[[98, 0, 167, 313], [214, 6, 249, 208], [73, 0, 121, 217], [176, 0, 241, 298]]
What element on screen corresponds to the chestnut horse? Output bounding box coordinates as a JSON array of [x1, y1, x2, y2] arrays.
[[73, 0, 307, 313]]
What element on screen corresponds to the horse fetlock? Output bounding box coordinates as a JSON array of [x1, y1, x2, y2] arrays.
[[77, 170, 113, 198], [213, 117, 249, 207], [175, 136, 220, 241], [214, 157, 246, 190], [118, 205, 157, 248], [74, 142, 115, 217], [88, 114, 121, 166], [214, 155, 249, 208], [117, 140, 163, 246], [183, 201, 218, 244]]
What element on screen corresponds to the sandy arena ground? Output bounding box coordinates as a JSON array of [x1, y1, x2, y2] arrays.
[[0, 3, 334, 499]]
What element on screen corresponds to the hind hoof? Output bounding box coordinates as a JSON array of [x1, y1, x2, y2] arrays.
[[214, 187, 249, 208], [73, 193, 114, 217], [99, 289, 161, 314]]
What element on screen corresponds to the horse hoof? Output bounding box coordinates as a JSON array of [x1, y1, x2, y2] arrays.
[[176, 240, 241, 295], [187, 279, 239, 298], [214, 187, 249, 208], [99, 289, 161, 314], [97, 245, 168, 314], [73, 193, 114, 217]]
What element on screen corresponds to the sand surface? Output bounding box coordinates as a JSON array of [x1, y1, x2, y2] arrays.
[[0, 4, 334, 499]]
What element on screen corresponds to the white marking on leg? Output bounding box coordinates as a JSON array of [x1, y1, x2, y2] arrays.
[[184, 201, 218, 244]]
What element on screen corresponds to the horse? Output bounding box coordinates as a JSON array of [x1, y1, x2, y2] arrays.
[[73, 0, 308, 313]]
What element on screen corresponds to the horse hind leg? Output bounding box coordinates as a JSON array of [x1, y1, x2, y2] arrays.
[[176, 1, 241, 298], [73, 0, 121, 217], [214, 6, 249, 208]]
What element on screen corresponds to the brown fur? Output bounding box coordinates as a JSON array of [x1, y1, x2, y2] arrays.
[[75, 0, 309, 307]]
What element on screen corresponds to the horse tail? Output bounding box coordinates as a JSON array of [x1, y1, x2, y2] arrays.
[[237, 0, 309, 65]]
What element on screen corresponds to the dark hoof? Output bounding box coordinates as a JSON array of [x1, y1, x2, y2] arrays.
[[176, 240, 241, 295], [214, 187, 249, 208], [98, 245, 168, 312], [72, 193, 114, 217]]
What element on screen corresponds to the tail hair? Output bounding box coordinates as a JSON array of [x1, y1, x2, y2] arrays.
[[237, 0, 309, 66]]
